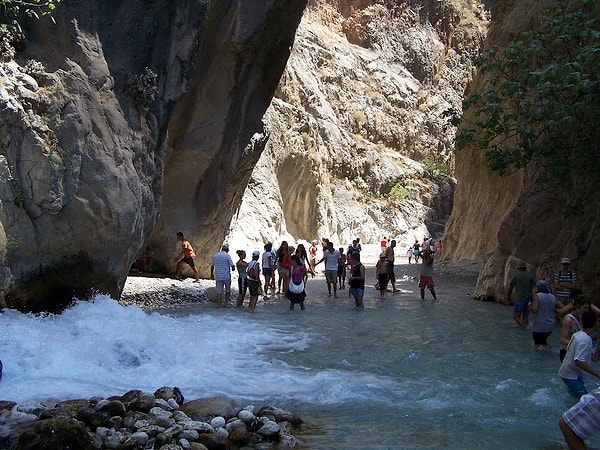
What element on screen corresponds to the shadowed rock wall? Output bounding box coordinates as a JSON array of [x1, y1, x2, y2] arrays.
[[443, 0, 600, 302], [0, 0, 307, 311]]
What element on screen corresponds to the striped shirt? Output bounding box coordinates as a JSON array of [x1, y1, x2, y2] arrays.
[[555, 270, 576, 300], [212, 251, 234, 281]]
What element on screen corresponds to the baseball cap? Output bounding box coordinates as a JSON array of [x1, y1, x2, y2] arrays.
[[561, 257, 571, 265], [252, 250, 260, 257]]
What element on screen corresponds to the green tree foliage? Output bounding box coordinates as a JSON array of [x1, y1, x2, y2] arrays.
[[129, 67, 158, 111], [0, 0, 61, 24], [0, 0, 61, 60], [449, 0, 600, 184], [422, 157, 452, 179], [388, 183, 409, 203]]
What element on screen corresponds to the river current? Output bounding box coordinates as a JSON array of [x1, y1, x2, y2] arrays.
[[0, 262, 597, 449]]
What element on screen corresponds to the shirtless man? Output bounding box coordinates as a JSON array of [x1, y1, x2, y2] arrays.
[[385, 239, 399, 293]]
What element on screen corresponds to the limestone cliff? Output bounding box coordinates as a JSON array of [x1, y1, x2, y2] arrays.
[[224, 0, 488, 257], [0, 0, 307, 312], [443, 0, 600, 302]]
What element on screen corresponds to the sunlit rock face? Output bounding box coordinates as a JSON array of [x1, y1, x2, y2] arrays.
[[0, 0, 307, 311], [443, 0, 600, 302], [226, 0, 488, 256]]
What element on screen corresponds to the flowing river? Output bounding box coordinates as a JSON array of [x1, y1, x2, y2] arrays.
[[0, 261, 597, 449]]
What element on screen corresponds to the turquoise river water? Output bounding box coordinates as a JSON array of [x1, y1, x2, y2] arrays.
[[0, 263, 598, 449]]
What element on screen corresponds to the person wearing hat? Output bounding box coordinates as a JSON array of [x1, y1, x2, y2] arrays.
[[211, 244, 235, 307], [246, 250, 262, 311], [375, 252, 389, 298], [554, 257, 578, 305], [507, 260, 537, 329]]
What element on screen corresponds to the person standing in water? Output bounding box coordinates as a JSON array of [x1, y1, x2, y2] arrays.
[[558, 310, 600, 398], [559, 387, 600, 450], [375, 253, 389, 298], [348, 252, 365, 310], [246, 250, 262, 312], [530, 280, 564, 350], [211, 244, 235, 308], [506, 261, 536, 329], [235, 250, 249, 308], [385, 239, 399, 293], [261, 243, 274, 299], [286, 255, 307, 311], [560, 296, 586, 362], [316, 241, 341, 298], [419, 249, 437, 301], [337, 247, 347, 289]]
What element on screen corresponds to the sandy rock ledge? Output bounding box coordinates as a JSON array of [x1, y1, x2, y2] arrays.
[[120, 272, 214, 311]]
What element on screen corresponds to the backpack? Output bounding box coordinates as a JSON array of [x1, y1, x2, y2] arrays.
[[247, 261, 259, 279]]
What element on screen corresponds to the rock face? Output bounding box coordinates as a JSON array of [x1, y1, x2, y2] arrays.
[[443, 0, 600, 301], [0, 0, 307, 311], [224, 0, 488, 257], [0, 0, 494, 311]]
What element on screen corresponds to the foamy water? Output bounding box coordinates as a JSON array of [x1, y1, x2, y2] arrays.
[[0, 276, 598, 449]]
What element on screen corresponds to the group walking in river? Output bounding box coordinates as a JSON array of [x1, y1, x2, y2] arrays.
[[505, 253, 600, 449]]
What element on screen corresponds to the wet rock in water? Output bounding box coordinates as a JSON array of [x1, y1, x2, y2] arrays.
[[13, 417, 96, 450], [120, 389, 156, 412], [210, 415, 226, 429], [154, 386, 185, 405], [257, 417, 281, 439], [258, 405, 303, 426], [95, 398, 127, 416], [180, 396, 239, 422], [238, 408, 256, 424], [0, 387, 304, 449]]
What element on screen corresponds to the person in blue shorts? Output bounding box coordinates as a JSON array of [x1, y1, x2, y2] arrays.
[[506, 261, 536, 329]]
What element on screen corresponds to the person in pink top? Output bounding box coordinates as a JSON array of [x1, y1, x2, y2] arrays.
[[286, 255, 307, 311]]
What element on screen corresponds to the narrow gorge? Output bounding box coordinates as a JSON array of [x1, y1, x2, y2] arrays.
[[0, 0, 598, 312]]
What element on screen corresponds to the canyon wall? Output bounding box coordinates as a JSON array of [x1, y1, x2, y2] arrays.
[[0, 0, 307, 311], [6, 0, 579, 311], [224, 0, 488, 258], [443, 0, 600, 302]]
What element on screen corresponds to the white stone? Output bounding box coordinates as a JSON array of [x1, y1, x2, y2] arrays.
[[210, 416, 226, 428]]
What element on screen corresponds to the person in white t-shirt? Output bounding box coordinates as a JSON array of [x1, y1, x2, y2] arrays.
[[316, 241, 341, 298], [558, 310, 600, 398]]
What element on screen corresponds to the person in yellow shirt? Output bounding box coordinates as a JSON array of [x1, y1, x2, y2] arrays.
[[174, 232, 199, 282]]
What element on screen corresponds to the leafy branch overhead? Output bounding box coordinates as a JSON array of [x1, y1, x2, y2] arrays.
[[0, 0, 62, 60], [448, 0, 600, 183]]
